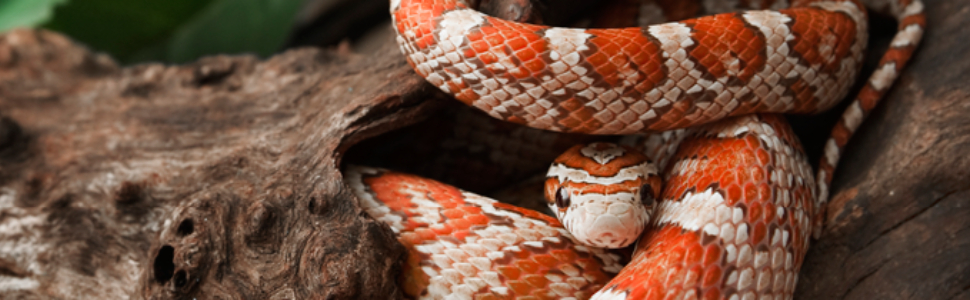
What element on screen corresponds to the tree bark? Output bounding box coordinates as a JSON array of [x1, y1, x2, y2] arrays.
[[794, 0, 970, 298], [0, 29, 439, 299]]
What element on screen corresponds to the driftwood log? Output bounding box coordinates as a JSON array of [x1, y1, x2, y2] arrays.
[[0, 0, 968, 298]]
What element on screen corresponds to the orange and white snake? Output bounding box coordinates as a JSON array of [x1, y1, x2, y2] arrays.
[[345, 0, 925, 298]]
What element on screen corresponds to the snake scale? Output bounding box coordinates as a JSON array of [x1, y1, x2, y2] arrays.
[[345, 0, 925, 298]]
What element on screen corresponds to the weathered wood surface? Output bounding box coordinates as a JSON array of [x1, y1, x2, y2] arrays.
[[0, 29, 441, 299], [795, 0, 970, 298], [0, 0, 968, 299]]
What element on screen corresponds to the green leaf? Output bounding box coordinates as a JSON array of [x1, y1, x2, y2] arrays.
[[44, 0, 304, 64], [44, 0, 214, 62], [161, 0, 305, 63], [0, 0, 68, 32]]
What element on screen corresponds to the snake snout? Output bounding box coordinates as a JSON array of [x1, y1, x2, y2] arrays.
[[586, 217, 634, 248], [565, 196, 650, 249]]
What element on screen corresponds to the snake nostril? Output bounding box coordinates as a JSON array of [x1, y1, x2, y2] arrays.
[[640, 184, 656, 207]]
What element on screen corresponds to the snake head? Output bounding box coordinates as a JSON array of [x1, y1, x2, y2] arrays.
[[545, 143, 661, 249]]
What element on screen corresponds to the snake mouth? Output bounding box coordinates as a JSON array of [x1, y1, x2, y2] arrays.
[[561, 193, 651, 249]]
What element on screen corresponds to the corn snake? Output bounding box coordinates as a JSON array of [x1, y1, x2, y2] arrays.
[[344, 0, 925, 299]]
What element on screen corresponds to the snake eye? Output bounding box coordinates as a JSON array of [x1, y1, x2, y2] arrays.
[[555, 186, 571, 209], [640, 184, 656, 207]]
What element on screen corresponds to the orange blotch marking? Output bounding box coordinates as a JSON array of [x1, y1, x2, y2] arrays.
[[523, 59, 546, 73], [783, 8, 856, 73], [701, 265, 722, 289], [415, 228, 438, 241], [452, 229, 471, 241], [682, 14, 765, 81], [455, 89, 480, 105], [449, 218, 472, 230], [507, 37, 528, 50], [684, 243, 705, 266], [516, 260, 540, 274], [466, 214, 490, 226], [442, 208, 465, 219], [726, 184, 743, 202], [585, 27, 664, 90], [430, 225, 452, 235], [685, 265, 704, 287], [631, 285, 665, 300], [755, 148, 771, 166], [509, 67, 532, 79], [499, 266, 521, 280], [748, 201, 763, 222], [702, 244, 721, 266], [476, 18, 547, 81], [399, 232, 422, 246], [478, 51, 499, 65], [400, 240, 431, 297], [790, 79, 818, 112], [508, 281, 533, 296], [553, 143, 651, 177], [523, 274, 549, 288], [756, 184, 772, 203], [832, 123, 852, 147], [550, 249, 577, 262], [752, 222, 768, 245], [534, 255, 560, 269], [518, 47, 538, 62], [532, 291, 557, 300], [763, 202, 777, 222], [701, 287, 721, 300], [742, 183, 760, 203], [857, 87, 882, 111]]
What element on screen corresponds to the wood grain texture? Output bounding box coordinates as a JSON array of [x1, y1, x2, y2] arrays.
[[795, 0, 970, 298], [0, 29, 439, 299]]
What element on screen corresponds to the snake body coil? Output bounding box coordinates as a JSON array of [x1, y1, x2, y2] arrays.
[[346, 0, 926, 298]]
